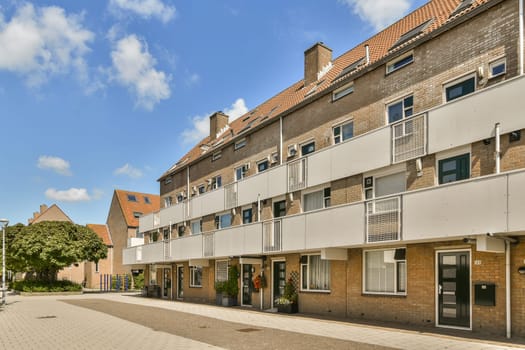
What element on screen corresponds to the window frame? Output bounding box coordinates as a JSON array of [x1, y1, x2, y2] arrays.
[[127, 194, 137, 202], [363, 248, 407, 296], [164, 196, 172, 208], [234, 138, 247, 151], [215, 211, 232, 230], [332, 82, 354, 101], [189, 266, 203, 287], [386, 94, 413, 124], [438, 153, 471, 184], [300, 254, 331, 292], [211, 151, 222, 162], [488, 57, 506, 79], [302, 186, 331, 213], [257, 158, 269, 173], [242, 207, 253, 224], [190, 219, 202, 235], [211, 175, 222, 190], [386, 51, 414, 74], [300, 140, 316, 156], [198, 184, 206, 194], [235, 165, 246, 181], [443, 73, 476, 103], [333, 119, 354, 144], [215, 260, 228, 282]]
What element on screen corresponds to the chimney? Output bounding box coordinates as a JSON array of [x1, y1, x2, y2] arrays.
[[365, 44, 370, 65], [304, 42, 332, 86], [40, 204, 48, 213], [209, 111, 229, 140]]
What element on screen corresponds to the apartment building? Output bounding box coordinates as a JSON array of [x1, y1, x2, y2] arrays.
[[123, 0, 525, 337]]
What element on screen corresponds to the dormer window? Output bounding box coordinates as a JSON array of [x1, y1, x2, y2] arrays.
[[144, 196, 151, 204]]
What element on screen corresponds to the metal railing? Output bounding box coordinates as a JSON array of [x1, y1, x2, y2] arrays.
[[392, 114, 426, 163], [288, 158, 307, 192], [263, 219, 282, 252], [366, 196, 401, 243]]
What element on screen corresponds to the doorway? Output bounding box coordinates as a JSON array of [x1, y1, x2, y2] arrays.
[[177, 265, 184, 299], [436, 250, 470, 328], [241, 264, 253, 306], [162, 268, 171, 299], [272, 260, 286, 308]]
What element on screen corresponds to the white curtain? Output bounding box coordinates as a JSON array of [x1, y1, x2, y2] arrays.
[[304, 190, 324, 212]]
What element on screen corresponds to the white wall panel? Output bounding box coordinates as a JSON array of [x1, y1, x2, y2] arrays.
[[281, 216, 306, 251], [160, 203, 184, 226]]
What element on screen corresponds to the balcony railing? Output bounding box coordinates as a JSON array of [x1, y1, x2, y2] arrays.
[[288, 158, 307, 192], [203, 233, 214, 257], [263, 219, 282, 252], [392, 113, 426, 163], [366, 196, 401, 243], [224, 182, 238, 209]]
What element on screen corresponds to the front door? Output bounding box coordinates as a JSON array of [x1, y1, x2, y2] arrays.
[[163, 268, 171, 299], [437, 251, 470, 328], [242, 264, 253, 306], [177, 265, 184, 299], [273, 261, 286, 307]]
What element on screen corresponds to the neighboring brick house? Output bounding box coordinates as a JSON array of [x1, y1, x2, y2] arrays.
[[106, 189, 160, 277], [84, 224, 114, 289], [123, 0, 525, 338]]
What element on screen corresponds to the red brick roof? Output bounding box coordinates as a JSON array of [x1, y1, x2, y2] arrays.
[[114, 189, 160, 227], [87, 224, 113, 246], [164, 0, 489, 178]]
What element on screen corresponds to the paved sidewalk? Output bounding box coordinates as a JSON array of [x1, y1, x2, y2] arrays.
[[1, 292, 524, 350]]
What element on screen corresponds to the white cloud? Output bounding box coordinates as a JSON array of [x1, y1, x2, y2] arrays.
[[37, 155, 72, 176], [109, 0, 175, 23], [182, 98, 248, 144], [185, 73, 200, 87], [114, 163, 144, 179], [110, 34, 171, 110], [0, 3, 94, 86], [339, 0, 411, 31], [45, 188, 91, 202]]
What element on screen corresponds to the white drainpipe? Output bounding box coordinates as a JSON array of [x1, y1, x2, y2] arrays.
[[279, 117, 283, 165], [520, 0, 524, 75], [365, 44, 370, 65], [506, 240, 511, 339], [495, 123, 501, 174], [257, 194, 261, 222]]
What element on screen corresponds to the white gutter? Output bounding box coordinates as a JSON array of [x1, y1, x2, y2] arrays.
[[506, 240, 511, 339], [257, 194, 261, 222], [495, 123, 501, 174], [518, 0, 525, 75]]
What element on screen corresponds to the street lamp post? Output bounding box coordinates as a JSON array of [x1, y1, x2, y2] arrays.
[[0, 219, 8, 306]]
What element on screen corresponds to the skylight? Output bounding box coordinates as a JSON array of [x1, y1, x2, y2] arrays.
[[449, 0, 474, 18], [335, 57, 366, 80], [390, 19, 434, 50], [127, 194, 137, 202]]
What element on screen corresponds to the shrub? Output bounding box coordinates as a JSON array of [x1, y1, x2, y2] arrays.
[[133, 272, 144, 289], [11, 280, 82, 293]]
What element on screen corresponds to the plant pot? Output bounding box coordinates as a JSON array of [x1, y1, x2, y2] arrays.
[[222, 295, 237, 307], [215, 292, 223, 305], [277, 303, 298, 314]]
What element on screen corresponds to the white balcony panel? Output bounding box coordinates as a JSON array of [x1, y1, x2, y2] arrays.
[[238, 172, 269, 206], [171, 235, 203, 261], [190, 188, 225, 219], [331, 127, 391, 181], [403, 176, 508, 241], [267, 165, 287, 198], [281, 216, 306, 251], [214, 223, 263, 257], [160, 203, 184, 227], [138, 213, 155, 233], [123, 247, 137, 265], [428, 76, 525, 154], [138, 241, 165, 264], [308, 150, 332, 188], [305, 204, 364, 249], [508, 171, 525, 233], [127, 237, 144, 247]]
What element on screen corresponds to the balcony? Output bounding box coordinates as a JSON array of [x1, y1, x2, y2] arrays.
[[124, 169, 525, 266], [138, 76, 525, 235]]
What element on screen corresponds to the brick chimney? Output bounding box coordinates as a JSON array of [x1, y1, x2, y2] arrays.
[[40, 204, 48, 213], [304, 42, 332, 86], [209, 111, 229, 140]]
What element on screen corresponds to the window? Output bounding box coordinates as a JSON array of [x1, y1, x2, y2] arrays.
[[364, 249, 406, 294], [333, 121, 354, 144], [273, 200, 286, 218], [133, 212, 142, 218], [215, 212, 232, 229], [242, 208, 252, 224], [235, 165, 247, 181], [234, 138, 246, 150], [164, 196, 172, 208], [387, 95, 413, 124], [489, 57, 506, 78], [386, 52, 414, 74], [438, 153, 470, 184], [127, 194, 137, 202], [151, 231, 159, 242], [301, 141, 315, 156], [365, 172, 406, 199], [198, 184, 206, 194], [177, 193, 186, 203], [212, 151, 222, 162], [177, 225, 185, 237], [303, 188, 331, 212], [445, 74, 475, 102], [211, 175, 222, 190], [149, 265, 157, 284], [163, 228, 170, 241], [301, 255, 330, 291], [257, 159, 269, 173], [215, 260, 228, 281], [190, 266, 203, 287], [144, 196, 151, 204], [95, 261, 99, 273], [164, 177, 172, 185], [332, 83, 354, 101], [191, 219, 202, 235]]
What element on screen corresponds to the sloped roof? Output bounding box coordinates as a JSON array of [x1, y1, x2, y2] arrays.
[[114, 189, 160, 227], [87, 224, 113, 246], [29, 204, 72, 224], [163, 0, 491, 179]]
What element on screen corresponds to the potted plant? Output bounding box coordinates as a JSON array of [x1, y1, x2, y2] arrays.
[[214, 280, 226, 305], [222, 265, 239, 306], [275, 278, 298, 313]]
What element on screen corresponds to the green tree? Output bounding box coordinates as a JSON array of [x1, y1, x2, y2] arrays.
[[6, 221, 107, 282]]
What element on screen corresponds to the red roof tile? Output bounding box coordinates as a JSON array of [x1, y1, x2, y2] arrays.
[[87, 224, 113, 246], [114, 189, 160, 227]]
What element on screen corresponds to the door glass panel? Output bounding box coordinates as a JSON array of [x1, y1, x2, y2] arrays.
[[442, 267, 456, 278], [442, 255, 457, 265], [442, 307, 457, 318]]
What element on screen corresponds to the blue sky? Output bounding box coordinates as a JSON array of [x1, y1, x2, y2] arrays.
[[0, 0, 428, 226]]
